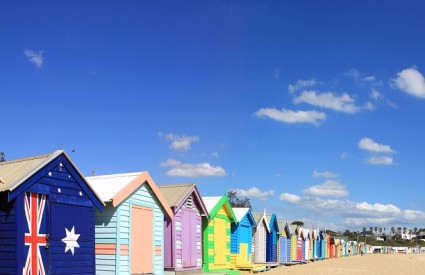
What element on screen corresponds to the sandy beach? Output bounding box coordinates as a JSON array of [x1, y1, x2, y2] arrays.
[[241, 254, 425, 275]]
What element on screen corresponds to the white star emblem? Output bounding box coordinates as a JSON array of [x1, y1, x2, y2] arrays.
[[61, 226, 80, 255]]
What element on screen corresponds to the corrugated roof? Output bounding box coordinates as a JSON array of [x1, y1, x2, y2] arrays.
[[232, 207, 250, 222], [86, 172, 141, 202], [158, 184, 195, 207], [86, 171, 174, 219], [0, 150, 63, 192]]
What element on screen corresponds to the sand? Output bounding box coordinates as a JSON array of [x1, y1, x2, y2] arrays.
[[241, 254, 425, 275]]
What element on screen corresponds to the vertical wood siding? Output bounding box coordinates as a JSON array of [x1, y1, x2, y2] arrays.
[[0, 192, 16, 275], [94, 183, 165, 274]]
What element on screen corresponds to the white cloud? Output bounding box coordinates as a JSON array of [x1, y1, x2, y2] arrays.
[[160, 159, 226, 177], [364, 101, 375, 111], [363, 76, 376, 82], [288, 78, 321, 93], [358, 137, 395, 153], [232, 187, 274, 201], [303, 180, 349, 197], [366, 155, 394, 165], [255, 108, 326, 125], [211, 152, 219, 158], [340, 152, 350, 160], [344, 217, 396, 226], [370, 88, 381, 100], [392, 67, 425, 99], [279, 193, 301, 204], [24, 49, 44, 68], [345, 68, 360, 81], [159, 132, 199, 151], [293, 90, 360, 114], [313, 171, 338, 178], [280, 193, 425, 227]]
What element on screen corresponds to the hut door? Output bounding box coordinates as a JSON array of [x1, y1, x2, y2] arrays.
[[49, 200, 94, 273], [182, 209, 197, 268], [131, 206, 153, 274], [213, 218, 227, 265]]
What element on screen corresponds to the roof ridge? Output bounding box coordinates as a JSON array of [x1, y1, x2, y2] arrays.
[[0, 152, 51, 166], [87, 171, 145, 180]]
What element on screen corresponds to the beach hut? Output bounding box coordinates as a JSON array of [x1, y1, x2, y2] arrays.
[[0, 150, 104, 274], [202, 196, 239, 274], [329, 237, 335, 258], [296, 227, 303, 261], [158, 184, 208, 272], [252, 212, 270, 264], [87, 171, 173, 275], [311, 229, 319, 260], [288, 225, 298, 262], [265, 213, 279, 263], [308, 228, 314, 260], [302, 228, 310, 261], [327, 233, 333, 258], [321, 231, 327, 259], [278, 222, 290, 264], [334, 239, 341, 257], [230, 208, 266, 272]]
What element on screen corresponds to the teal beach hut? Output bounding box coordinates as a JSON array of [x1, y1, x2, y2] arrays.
[[87, 172, 173, 275]]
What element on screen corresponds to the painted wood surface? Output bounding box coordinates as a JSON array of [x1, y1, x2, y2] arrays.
[[0, 151, 103, 275], [266, 214, 278, 263], [202, 196, 237, 273], [253, 220, 267, 263], [93, 180, 166, 275], [230, 208, 257, 270], [160, 185, 206, 272]]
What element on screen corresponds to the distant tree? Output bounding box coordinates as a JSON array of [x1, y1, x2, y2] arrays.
[[362, 227, 366, 233], [391, 227, 395, 234], [379, 228, 382, 234], [0, 152, 5, 162], [227, 190, 252, 209], [369, 226, 373, 232], [291, 220, 304, 227], [414, 227, 418, 235]]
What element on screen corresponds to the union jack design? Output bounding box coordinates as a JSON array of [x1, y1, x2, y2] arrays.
[[23, 192, 47, 275]]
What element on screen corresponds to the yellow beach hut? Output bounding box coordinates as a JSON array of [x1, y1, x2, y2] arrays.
[[202, 196, 239, 275]]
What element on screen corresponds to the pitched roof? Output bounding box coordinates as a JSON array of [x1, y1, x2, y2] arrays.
[[0, 150, 104, 210], [252, 212, 270, 232], [266, 213, 279, 231], [202, 196, 222, 214], [87, 171, 173, 218], [233, 207, 250, 222], [202, 196, 237, 222], [158, 183, 208, 216], [0, 150, 62, 191], [158, 183, 195, 207]]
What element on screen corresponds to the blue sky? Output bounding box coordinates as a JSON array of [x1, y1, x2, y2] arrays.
[[2, 1, 425, 231]]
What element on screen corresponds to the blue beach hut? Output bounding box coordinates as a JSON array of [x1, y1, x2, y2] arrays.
[[278, 222, 291, 264], [230, 208, 266, 272], [87, 171, 173, 275], [0, 150, 104, 274], [265, 214, 279, 263]]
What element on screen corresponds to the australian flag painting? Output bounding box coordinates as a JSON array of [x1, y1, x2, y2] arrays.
[[23, 192, 48, 275]]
